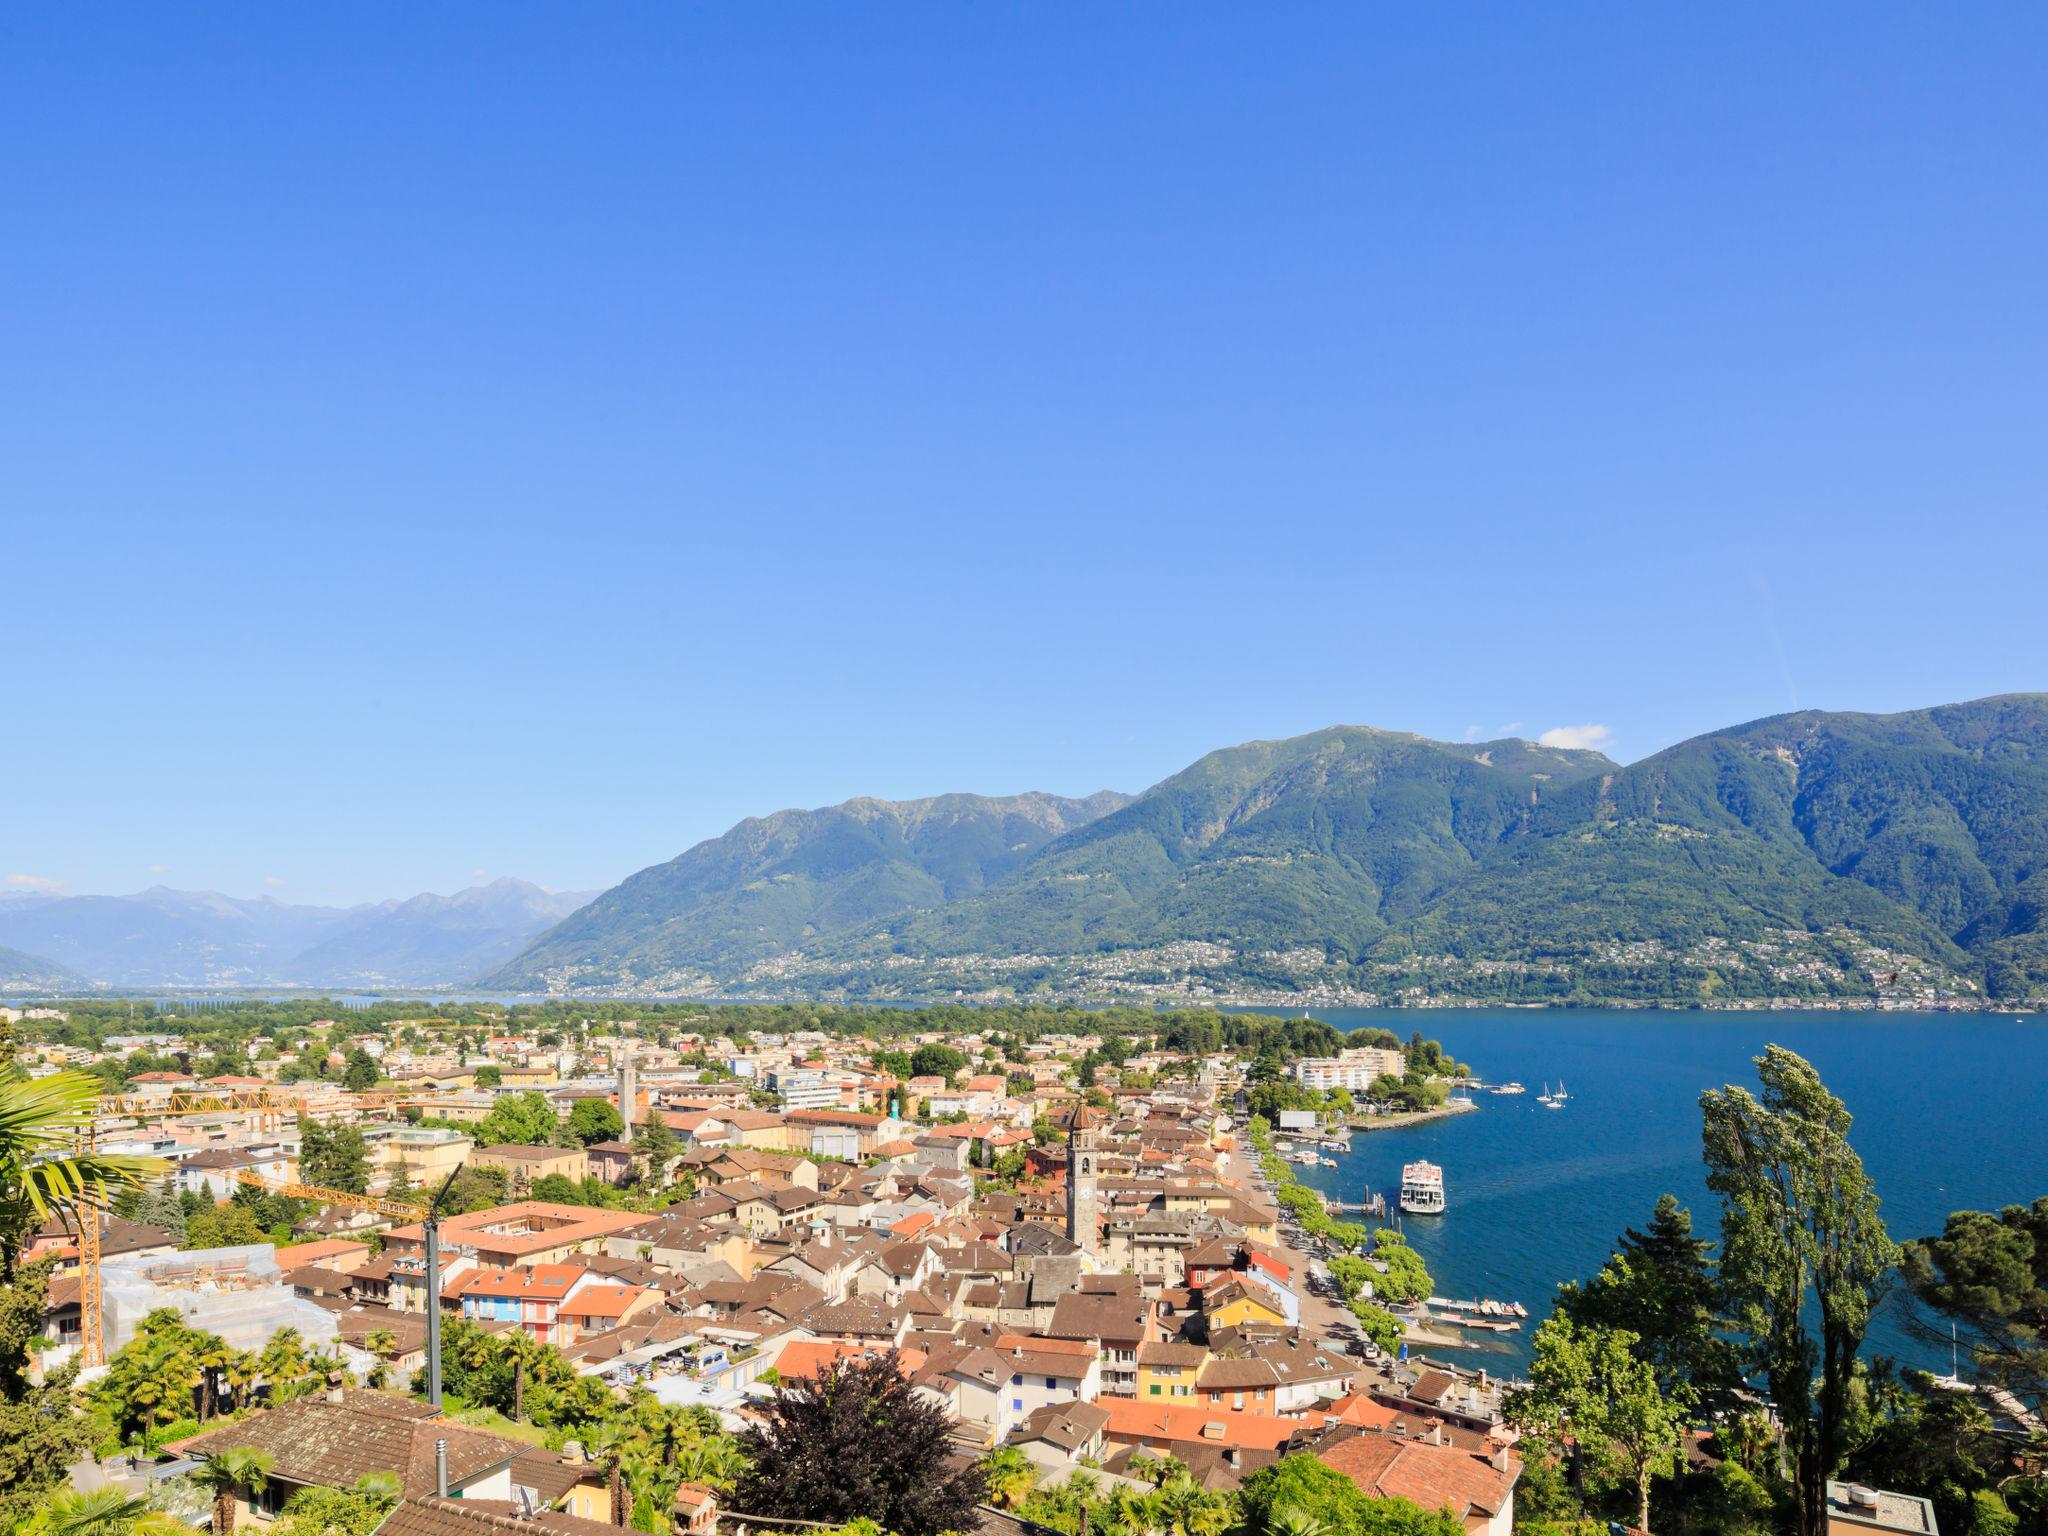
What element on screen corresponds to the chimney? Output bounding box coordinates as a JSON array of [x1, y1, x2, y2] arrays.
[[326, 1370, 345, 1405], [435, 1438, 449, 1498]]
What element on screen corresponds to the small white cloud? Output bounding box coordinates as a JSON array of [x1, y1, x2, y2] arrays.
[[148, 863, 173, 874], [1500, 721, 1524, 735], [471, 868, 489, 881], [1462, 724, 1485, 742], [262, 875, 287, 888], [5, 873, 63, 892], [1538, 723, 1613, 751]]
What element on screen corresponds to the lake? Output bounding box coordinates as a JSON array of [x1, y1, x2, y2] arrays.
[[1243, 1008, 2048, 1376]]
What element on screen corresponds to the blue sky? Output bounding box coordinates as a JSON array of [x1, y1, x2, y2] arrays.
[[4, 5, 2044, 906]]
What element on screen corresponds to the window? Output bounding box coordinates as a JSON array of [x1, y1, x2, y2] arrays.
[[1013, 1399, 1023, 1411], [1012, 1373, 1022, 1386], [1149, 1384, 1161, 1396], [1046, 1377, 1056, 1389]]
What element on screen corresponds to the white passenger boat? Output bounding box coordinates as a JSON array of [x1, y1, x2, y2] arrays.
[[1399, 1159, 1446, 1215]]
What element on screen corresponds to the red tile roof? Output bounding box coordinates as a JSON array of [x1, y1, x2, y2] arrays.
[[1098, 1397, 1302, 1451], [1317, 1431, 1518, 1520]]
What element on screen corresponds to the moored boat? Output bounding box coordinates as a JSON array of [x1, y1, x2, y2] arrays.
[[1399, 1159, 1446, 1215]]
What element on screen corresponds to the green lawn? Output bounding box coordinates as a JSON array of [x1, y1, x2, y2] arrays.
[[445, 1405, 554, 1446]]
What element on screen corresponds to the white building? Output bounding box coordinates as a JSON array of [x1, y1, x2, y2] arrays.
[[1293, 1046, 1405, 1091]]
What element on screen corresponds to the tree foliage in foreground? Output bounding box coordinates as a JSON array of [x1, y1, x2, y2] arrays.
[[1509, 1314, 1693, 1536], [1702, 1046, 1897, 1536], [1237, 1454, 1463, 1536], [735, 1353, 984, 1536]]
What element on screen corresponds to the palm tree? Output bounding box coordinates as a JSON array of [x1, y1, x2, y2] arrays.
[[192, 1332, 235, 1422], [979, 1447, 1037, 1511], [188, 1446, 276, 1535], [584, 1421, 633, 1527], [255, 1329, 307, 1398], [1097, 1487, 1160, 1536], [110, 1335, 200, 1454], [222, 1350, 259, 1414], [499, 1330, 550, 1422], [630, 1398, 698, 1472], [675, 1436, 747, 1493], [0, 1070, 165, 1274], [23, 1489, 189, 1536], [352, 1472, 402, 1506], [1265, 1506, 1332, 1536], [1125, 1454, 1186, 1489], [1154, 1478, 1229, 1536]]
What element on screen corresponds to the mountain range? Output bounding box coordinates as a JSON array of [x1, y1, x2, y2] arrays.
[[481, 694, 2048, 1006], [0, 879, 594, 991]]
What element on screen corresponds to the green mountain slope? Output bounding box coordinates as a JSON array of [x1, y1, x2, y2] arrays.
[[848, 727, 1613, 960], [1379, 696, 2048, 1001], [478, 790, 1130, 992], [483, 695, 2048, 1005]]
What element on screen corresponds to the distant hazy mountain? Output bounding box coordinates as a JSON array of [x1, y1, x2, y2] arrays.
[[484, 696, 2048, 1005], [287, 879, 594, 988], [477, 790, 1131, 992], [0, 879, 590, 990], [0, 943, 85, 991]]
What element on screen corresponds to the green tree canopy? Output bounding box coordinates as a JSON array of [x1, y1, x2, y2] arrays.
[[736, 1353, 984, 1536], [1238, 1454, 1463, 1536], [569, 1096, 626, 1146], [1509, 1314, 1693, 1536], [477, 1091, 564, 1148], [1556, 1193, 1744, 1415], [1701, 1046, 1898, 1536]]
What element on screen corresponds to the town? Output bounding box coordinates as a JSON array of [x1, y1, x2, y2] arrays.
[[5, 1004, 1538, 1536]]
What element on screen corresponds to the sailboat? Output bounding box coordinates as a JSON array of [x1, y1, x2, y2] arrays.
[[1543, 1078, 1566, 1109], [1536, 1082, 1555, 1106]]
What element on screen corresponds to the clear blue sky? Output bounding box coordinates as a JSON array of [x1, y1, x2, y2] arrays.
[[5, 6, 2045, 906]]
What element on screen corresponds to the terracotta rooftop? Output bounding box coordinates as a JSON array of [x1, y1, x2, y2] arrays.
[[1316, 1430, 1518, 1521]]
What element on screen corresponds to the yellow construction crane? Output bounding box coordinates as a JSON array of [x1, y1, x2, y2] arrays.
[[228, 1164, 462, 1405], [231, 1166, 424, 1221], [75, 1087, 315, 1366]]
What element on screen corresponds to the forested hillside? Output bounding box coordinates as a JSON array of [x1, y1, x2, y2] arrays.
[[485, 696, 2048, 1006]]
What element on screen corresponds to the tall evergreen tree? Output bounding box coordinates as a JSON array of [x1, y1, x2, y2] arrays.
[[1702, 1047, 1898, 1536], [1557, 1193, 1742, 1414]]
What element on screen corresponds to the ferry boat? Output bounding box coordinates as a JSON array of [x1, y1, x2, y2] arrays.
[[1490, 1082, 1525, 1096], [1399, 1159, 1447, 1216]]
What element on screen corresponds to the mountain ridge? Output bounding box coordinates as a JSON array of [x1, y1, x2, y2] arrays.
[[0, 878, 594, 990], [482, 695, 2048, 1005]]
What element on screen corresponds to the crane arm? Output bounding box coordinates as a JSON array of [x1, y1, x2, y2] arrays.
[[233, 1167, 424, 1221]]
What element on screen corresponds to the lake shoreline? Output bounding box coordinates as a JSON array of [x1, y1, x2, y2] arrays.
[[1340, 1100, 1480, 1133]]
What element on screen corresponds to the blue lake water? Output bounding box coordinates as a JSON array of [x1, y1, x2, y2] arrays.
[[1242, 1008, 2048, 1376]]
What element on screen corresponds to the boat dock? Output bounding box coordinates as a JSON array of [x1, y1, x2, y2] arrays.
[[1327, 1192, 1387, 1218]]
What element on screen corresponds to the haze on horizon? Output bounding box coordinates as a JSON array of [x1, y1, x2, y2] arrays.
[[5, 6, 2044, 906]]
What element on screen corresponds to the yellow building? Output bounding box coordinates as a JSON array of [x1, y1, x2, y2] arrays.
[[1135, 1341, 1209, 1400], [470, 1143, 590, 1191], [1203, 1276, 1289, 1331], [367, 1126, 472, 1190], [496, 1061, 561, 1088]]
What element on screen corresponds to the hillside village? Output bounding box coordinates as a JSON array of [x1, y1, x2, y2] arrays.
[[7, 1003, 1522, 1536]]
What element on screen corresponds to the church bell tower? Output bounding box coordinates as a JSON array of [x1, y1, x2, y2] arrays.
[[1064, 1101, 1102, 1254]]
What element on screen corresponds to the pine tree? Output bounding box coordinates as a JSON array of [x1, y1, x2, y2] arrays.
[[1556, 1192, 1742, 1413]]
